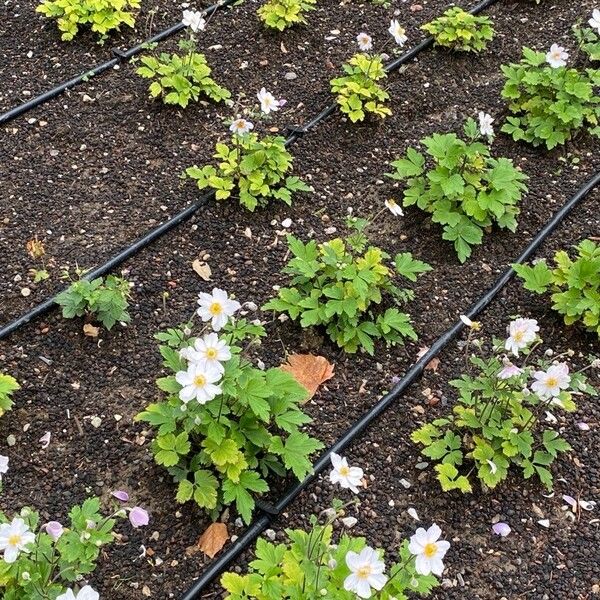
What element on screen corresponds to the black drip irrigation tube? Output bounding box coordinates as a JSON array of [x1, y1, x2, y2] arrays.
[[0, 0, 235, 126], [179, 170, 600, 600], [0, 0, 498, 340]]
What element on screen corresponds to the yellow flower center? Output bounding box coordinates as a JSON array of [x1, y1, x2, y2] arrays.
[[209, 302, 223, 315], [513, 330, 524, 342], [194, 375, 207, 387], [546, 377, 558, 388], [423, 542, 438, 558], [356, 565, 372, 580], [234, 121, 245, 130], [206, 348, 218, 359], [8, 534, 22, 547], [339, 466, 350, 477]]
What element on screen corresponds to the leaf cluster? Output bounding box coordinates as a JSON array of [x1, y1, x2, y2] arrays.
[[501, 47, 600, 149], [136, 50, 231, 108], [574, 24, 600, 62], [0, 498, 119, 599], [257, 0, 316, 31], [221, 522, 439, 599], [55, 274, 132, 330], [411, 346, 596, 493], [136, 320, 323, 524], [36, 0, 139, 43], [422, 7, 495, 53], [330, 53, 391, 123], [514, 239, 600, 337], [0, 374, 19, 418], [387, 118, 528, 262], [263, 227, 431, 354], [185, 134, 310, 211]]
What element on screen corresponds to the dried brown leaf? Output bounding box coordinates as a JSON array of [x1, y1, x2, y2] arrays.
[[280, 354, 334, 401], [192, 259, 212, 281], [197, 522, 229, 558], [83, 323, 99, 338], [416, 346, 440, 373]]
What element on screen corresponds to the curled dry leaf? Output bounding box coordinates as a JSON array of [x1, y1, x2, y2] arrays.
[[83, 323, 100, 338], [197, 522, 229, 558], [280, 354, 334, 401], [416, 346, 440, 372], [192, 259, 212, 281]]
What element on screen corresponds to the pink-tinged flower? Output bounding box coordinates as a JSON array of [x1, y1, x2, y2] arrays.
[[39, 432, 51, 449], [111, 490, 130, 502], [197, 288, 241, 331], [329, 452, 364, 494], [546, 43, 568, 68], [129, 507, 149, 528], [531, 363, 570, 399], [45, 521, 64, 541], [257, 88, 284, 114], [408, 523, 450, 576], [505, 318, 539, 356], [343, 546, 387, 598], [498, 358, 523, 380], [356, 32, 373, 51], [492, 522, 511, 537], [229, 117, 254, 136]]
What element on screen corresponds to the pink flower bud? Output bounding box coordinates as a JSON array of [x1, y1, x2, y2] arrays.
[[129, 507, 149, 528], [111, 490, 130, 502], [45, 521, 64, 541]]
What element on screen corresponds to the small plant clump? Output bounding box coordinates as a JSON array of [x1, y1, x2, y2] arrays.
[[514, 239, 600, 338], [330, 22, 408, 123], [0, 495, 149, 599], [412, 318, 598, 493], [257, 0, 316, 31], [185, 91, 310, 210], [501, 42, 600, 149], [387, 116, 528, 263], [55, 273, 132, 330], [263, 214, 431, 355], [421, 7, 495, 52], [137, 289, 323, 524], [136, 10, 230, 108], [0, 374, 19, 418], [36, 0, 140, 43]]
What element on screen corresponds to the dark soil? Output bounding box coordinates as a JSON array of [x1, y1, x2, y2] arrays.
[[1, 0, 599, 598]]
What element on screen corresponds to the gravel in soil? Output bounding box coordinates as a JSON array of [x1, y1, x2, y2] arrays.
[[1, 0, 600, 598]]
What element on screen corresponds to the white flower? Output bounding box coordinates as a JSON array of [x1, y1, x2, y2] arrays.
[[388, 20, 407, 46], [408, 523, 450, 576], [504, 318, 539, 356], [57, 586, 100, 600], [343, 546, 387, 598], [384, 198, 404, 217], [182, 9, 206, 32], [0, 455, 8, 478], [487, 459, 498, 475], [183, 333, 232, 374], [175, 364, 222, 404], [0, 518, 36, 563], [229, 117, 254, 136], [589, 9, 600, 33], [478, 111, 494, 137], [329, 452, 363, 494], [356, 32, 373, 51], [257, 88, 283, 114], [197, 288, 241, 331], [545, 43, 568, 68], [531, 363, 571, 399], [498, 358, 523, 380]]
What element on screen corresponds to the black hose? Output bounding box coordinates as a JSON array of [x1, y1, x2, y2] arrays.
[[0, 0, 501, 340], [0, 0, 235, 126], [178, 169, 600, 600]]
